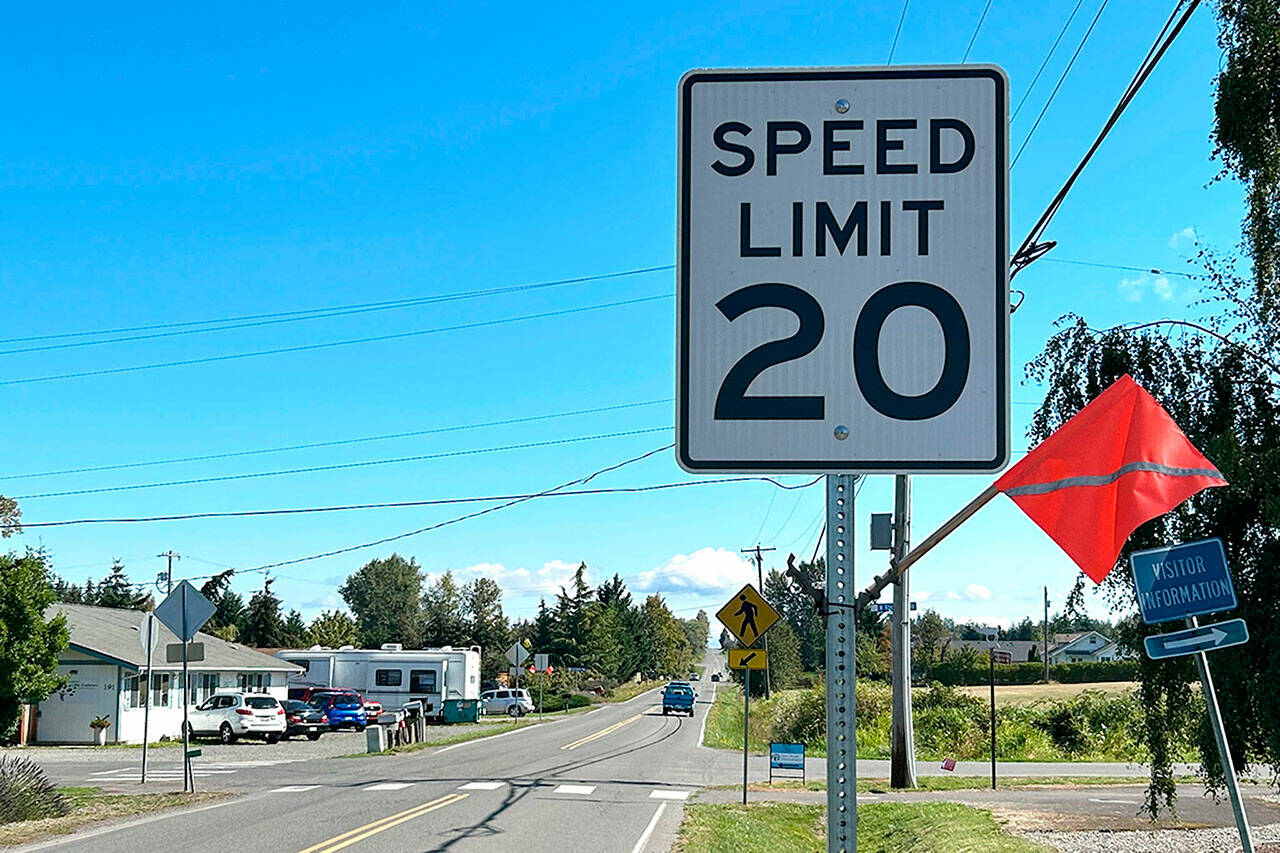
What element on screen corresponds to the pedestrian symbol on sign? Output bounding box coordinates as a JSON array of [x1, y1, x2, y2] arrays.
[[716, 584, 779, 646]]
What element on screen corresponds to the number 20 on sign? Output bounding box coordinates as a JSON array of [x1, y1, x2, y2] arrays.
[[677, 67, 1010, 474]]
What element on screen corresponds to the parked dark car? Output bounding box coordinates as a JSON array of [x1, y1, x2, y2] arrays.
[[282, 699, 328, 741], [309, 690, 367, 731]]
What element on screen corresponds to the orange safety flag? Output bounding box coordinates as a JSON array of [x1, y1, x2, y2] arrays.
[[995, 375, 1226, 583]]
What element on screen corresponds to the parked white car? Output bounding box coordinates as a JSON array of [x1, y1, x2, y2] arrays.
[[185, 693, 286, 744], [479, 688, 534, 717]]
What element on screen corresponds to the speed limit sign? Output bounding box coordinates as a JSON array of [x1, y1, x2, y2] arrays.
[[677, 66, 1009, 473]]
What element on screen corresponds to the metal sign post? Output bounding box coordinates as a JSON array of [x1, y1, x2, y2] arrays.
[[1131, 540, 1254, 853], [826, 474, 857, 853], [139, 614, 157, 784], [181, 585, 191, 794], [742, 667, 750, 805]]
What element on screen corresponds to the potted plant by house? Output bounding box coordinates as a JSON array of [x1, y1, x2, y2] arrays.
[[90, 715, 111, 746]]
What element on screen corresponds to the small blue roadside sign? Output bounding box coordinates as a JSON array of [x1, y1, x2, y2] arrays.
[[1129, 538, 1237, 624], [1144, 618, 1249, 660], [769, 742, 805, 784]]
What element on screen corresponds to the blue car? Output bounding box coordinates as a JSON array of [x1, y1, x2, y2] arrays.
[[309, 691, 367, 731]]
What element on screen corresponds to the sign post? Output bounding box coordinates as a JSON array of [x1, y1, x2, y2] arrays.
[[137, 613, 159, 784], [154, 581, 215, 794], [677, 63, 1009, 853], [1130, 539, 1254, 853], [720, 584, 781, 805], [506, 642, 529, 699]]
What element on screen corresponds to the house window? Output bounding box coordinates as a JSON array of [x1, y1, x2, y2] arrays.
[[409, 670, 437, 693], [375, 669, 402, 687], [124, 674, 148, 710], [237, 673, 268, 693], [192, 674, 220, 705], [151, 673, 171, 708]]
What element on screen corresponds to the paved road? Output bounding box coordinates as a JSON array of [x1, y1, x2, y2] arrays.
[[18, 679, 732, 853]]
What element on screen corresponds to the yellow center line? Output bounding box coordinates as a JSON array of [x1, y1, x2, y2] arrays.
[[561, 708, 653, 751], [296, 793, 468, 853]]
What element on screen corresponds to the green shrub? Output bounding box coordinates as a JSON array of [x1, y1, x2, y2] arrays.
[[0, 757, 68, 824]]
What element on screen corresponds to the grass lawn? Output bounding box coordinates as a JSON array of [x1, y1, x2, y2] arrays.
[[0, 787, 229, 847], [676, 802, 1050, 852], [955, 681, 1139, 707]]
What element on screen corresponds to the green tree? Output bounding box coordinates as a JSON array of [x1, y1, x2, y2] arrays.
[[767, 561, 825, 671], [465, 577, 510, 679], [239, 581, 285, 647], [200, 570, 244, 636], [637, 595, 692, 677], [93, 560, 148, 610], [308, 610, 358, 648], [282, 610, 308, 648], [0, 551, 69, 736], [421, 571, 468, 648], [0, 496, 19, 539], [766, 620, 803, 689], [550, 563, 595, 666], [340, 554, 423, 648], [914, 610, 950, 669]]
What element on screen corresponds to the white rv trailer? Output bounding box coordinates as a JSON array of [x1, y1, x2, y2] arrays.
[[274, 644, 482, 722]]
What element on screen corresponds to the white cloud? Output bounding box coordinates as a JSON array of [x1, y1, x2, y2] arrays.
[[914, 590, 932, 603], [633, 548, 755, 594], [427, 559, 591, 601], [945, 590, 963, 600], [1168, 226, 1196, 248], [1118, 272, 1175, 303], [965, 584, 992, 601]]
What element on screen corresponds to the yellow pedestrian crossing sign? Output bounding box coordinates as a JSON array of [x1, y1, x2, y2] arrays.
[[728, 649, 769, 670], [716, 583, 779, 646]]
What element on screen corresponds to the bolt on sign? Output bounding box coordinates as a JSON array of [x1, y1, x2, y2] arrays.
[[677, 66, 1009, 473], [716, 583, 780, 646]]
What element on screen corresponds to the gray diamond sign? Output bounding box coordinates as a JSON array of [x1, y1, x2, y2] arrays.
[[153, 580, 216, 642]]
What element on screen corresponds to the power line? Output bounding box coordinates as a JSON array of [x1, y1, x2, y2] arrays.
[[1012, 0, 1086, 120], [0, 398, 671, 481], [1011, 0, 1111, 168], [961, 0, 995, 62], [1043, 258, 1206, 279], [0, 293, 671, 388], [0, 264, 674, 349], [886, 0, 911, 63], [7, 475, 824, 530], [13, 426, 674, 500], [1011, 0, 1202, 279]]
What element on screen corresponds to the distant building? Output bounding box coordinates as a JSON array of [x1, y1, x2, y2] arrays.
[[27, 603, 300, 745], [951, 630, 1127, 665]]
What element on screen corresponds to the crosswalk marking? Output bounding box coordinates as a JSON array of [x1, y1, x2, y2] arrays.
[[272, 785, 320, 793], [648, 790, 690, 800], [364, 782, 413, 791], [552, 784, 596, 795], [458, 782, 504, 791]]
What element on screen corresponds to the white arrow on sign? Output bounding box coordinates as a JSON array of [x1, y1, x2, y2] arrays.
[[1165, 627, 1228, 650]]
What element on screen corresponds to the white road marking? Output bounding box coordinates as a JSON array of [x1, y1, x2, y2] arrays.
[[459, 781, 504, 791], [364, 782, 413, 791], [696, 682, 715, 747], [631, 803, 667, 853], [1089, 797, 1139, 804], [649, 790, 690, 800], [272, 785, 320, 793], [552, 784, 596, 795], [437, 725, 530, 754]]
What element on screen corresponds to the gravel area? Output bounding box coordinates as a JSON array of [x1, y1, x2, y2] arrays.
[[1019, 823, 1280, 852]]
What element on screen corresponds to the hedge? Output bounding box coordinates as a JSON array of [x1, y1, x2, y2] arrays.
[[927, 659, 1140, 686]]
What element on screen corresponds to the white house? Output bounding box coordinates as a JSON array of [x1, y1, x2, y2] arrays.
[[1047, 631, 1124, 664], [31, 603, 301, 745]]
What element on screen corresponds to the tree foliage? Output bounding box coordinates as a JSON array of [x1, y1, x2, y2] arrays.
[[239, 580, 286, 648], [307, 610, 358, 648], [340, 554, 424, 648], [0, 551, 68, 737]]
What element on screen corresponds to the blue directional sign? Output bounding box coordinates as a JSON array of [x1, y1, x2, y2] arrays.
[[1129, 538, 1237, 625], [872, 602, 917, 613], [1144, 618, 1249, 660]]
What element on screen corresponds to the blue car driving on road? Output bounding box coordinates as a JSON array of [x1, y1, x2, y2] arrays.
[[309, 690, 368, 731]]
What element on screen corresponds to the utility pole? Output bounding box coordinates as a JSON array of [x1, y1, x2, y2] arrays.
[[889, 475, 918, 789], [157, 551, 180, 594], [1042, 587, 1050, 683], [740, 544, 776, 698]]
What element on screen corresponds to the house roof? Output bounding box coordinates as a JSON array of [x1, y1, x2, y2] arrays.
[[49, 603, 303, 674], [952, 639, 1045, 660]]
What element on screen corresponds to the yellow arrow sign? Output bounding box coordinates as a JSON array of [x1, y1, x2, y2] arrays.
[[716, 583, 780, 646], [728, 649, 769, 670]]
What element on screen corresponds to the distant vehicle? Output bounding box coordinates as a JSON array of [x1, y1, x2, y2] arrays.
[[662, 682, 695, 716], [308, 690, 367, 731], [362, 699, 384, 717], [282, 699, 328, 740], [186, 693, 286, 744], [480, 688, 534, 717], [276, 644, 481, 723], [710, 673, 721, 682], [689, 672, 700, 681]]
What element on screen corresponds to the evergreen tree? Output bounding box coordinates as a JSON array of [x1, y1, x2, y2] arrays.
[[421, 571, 468, 647], [239, 580, 285, 647], [282, 610, 308, 648], [465, 577, 510, 679], [94, 559, 147, 610]]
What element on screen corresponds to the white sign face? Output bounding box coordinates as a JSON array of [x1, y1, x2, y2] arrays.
[[677, 66, 1009, 472]]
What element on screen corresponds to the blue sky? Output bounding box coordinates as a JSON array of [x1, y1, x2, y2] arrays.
[[1, 1, 1242, 634]]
